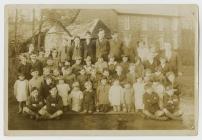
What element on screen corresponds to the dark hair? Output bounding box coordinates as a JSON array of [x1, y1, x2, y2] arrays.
[[74, 36, 80, 40], [98, 28, 104, 32], [31, 87, 39, 92], [49, 84, 57, 91], [86, 31, 91, 35]]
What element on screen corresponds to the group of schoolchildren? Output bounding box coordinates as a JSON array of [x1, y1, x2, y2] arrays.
[[13, 28, 183, 121]]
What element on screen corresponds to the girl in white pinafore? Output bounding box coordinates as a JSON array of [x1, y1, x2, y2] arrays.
[[133, 77, 145, 112], [56, 77, 70, 111], [109, 80, 124, 112], [69, 82, 83, 112], [14, 73, 29, 113]]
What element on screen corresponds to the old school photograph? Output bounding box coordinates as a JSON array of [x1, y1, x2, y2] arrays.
[[4, 4, 198, 135]]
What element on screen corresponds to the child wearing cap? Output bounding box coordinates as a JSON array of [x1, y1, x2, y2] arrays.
[[72, 56, 83, 75], [69, 82, 83, 112], [133, 77, 145, 113], [77, 69, 88, 91], [82, 81, 95, 113], [14, 73, 29, 113], [143, 83, 167, 120], [163, 86, 183, 120], [109, 79, 124, 112], [29, 69, 44, 96], [23, 87, 43, 120], [96, 78, 111, 112], [57, 77, 71, 112], [123, 82, 134, 112], [39, 85, 63, 120]]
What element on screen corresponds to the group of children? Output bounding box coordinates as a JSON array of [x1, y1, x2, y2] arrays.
[[13, 33, 183, 121]]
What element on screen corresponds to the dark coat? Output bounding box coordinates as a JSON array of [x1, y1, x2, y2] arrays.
[[18, 63, 32, 80], [143, 92, 160, 114], [83, 40, 96, 63], [46, 95, 63, 114], [26, 95, 43, 111], [96, 39, 110, 61], [109, 39, 123, 61], [163, 93, 179, 113]]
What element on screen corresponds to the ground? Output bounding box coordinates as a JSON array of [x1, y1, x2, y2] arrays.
[[7, 58, 195, 130]]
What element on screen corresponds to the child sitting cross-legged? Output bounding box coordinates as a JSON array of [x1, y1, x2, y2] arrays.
[[39, 85, 63, 120], [23, 87, 43, 120]]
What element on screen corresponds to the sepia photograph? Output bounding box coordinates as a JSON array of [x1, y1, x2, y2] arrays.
[[4, 4, 198, 135]]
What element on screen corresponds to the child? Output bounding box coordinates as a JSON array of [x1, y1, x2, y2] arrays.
[[159, 57, 170, 75], [143, 83, 167, 120], [133, 77, 145, 113], [152, 66, 166, 83], [152, 82, 165, 109], [23, 87, 43, 120], [163, 86, 183, 120], [30, 53, 43, 75], [63, 67, 76, 87], [126, 64, 137, 85], [52, 68, 61, 83], [96, 78, 111, 112], [42, 75, 53, 101], [123, 82, 134, 112], [51, 48, 60, 69], [83, 81, 95, 113], [29, 68, 44, 96], [42, 67, 51, 78], [83, 56, 95, 75], [45, 58, 55, 72], [77, 69, 88, 90], [108, 55, 117, 76], [69, 82, 83, 112], [114, 65, 126, 85], [119, 55, 130, 75], [94, 56, 108, 74], [17, 54, 32, 80], [89, 68, 98, 90], [135, 57, 144, 78], [72, 56, 83, 75], [39, 85, 63, 120], [109, 80, 124, 112], [14, 73, 29, 113], [57, 77, 71, 112]]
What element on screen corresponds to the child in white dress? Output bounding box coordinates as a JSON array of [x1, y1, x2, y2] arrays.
[[14, 73, 29, 113], [133, 77, 145, 113], [109, 80, 124, 112], [69, 82, 83, 112], [56, 77, 70, 112]]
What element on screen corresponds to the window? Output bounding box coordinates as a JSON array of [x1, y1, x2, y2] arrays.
[[124, 16, 130, 30]]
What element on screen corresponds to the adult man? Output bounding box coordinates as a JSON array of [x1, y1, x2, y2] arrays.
[[96, 28, 110, 61]]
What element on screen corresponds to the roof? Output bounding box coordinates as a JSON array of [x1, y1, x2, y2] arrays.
[[66, 19, 111, 39]]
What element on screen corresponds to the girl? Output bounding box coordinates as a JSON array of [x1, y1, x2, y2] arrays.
[[133, 77, 145, 113], [14, 73, 29, 113], [96, 78, 110, 112], [69, 82, 83, 112], [57, 77, 71, 112], [109, 80, 124, 112], [123, 82, 134, 112]]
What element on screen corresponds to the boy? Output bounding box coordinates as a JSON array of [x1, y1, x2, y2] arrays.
[[163, 86, 183, 120], [42, 75, 53, 100], [109, 79, 124, 112], [23, 87, 43, 120], [143, 83, 167, 120], [72, 36, 84, 61], [51, 48, 60, 69], [126, 64, 137, 85], [72, 56, 83, 75], [83, 56, 95, 75], [113, 65, 126, 85], [83, 81, 95, 113], [63, 67, 76, 87], [30, 52, 43, 75], [119, 55, 130, 75], [108, 55, 117, 76], [18, 54, 32, 80], [39, 85, 63, 120], [77, 69, 88, 90], [29, 68, 44, 96], [135, 57, 144, 78], [94, 56, 108, 74], [96, 78, 111, 112]]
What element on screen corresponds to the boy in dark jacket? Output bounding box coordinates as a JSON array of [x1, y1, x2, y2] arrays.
[[23, 87, 43, 120], [39, 85, 63, 120]]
